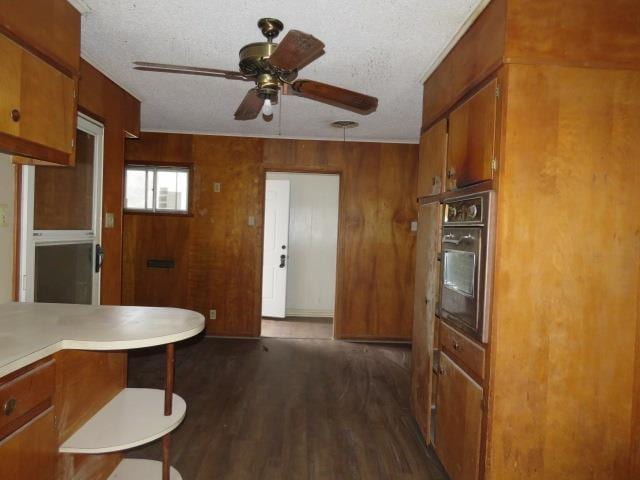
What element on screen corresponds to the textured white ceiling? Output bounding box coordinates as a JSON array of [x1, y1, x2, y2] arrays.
[[77, 0, 484, 143]]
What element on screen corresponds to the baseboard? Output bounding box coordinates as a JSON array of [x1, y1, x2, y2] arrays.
[[284, 308, 333, 318]]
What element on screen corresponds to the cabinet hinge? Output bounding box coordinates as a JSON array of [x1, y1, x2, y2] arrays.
[[491, 158, 498, 172], [495, 85, 500, 98]]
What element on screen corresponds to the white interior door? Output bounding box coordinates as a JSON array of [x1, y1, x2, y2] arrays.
[[19, 114, 104, 305], [262, 179, 290, 318]]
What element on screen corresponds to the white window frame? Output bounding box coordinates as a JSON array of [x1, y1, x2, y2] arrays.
[[124, 164, 190, 214], [19, 114, 104, 304]]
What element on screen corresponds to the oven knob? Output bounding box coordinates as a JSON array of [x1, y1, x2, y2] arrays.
[[467, 204, 478, 219], [448, 206, 457, 219]]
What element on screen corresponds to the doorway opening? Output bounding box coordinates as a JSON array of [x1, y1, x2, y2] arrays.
[[19, 114, 104, 305], [261, 172, 339, 339]]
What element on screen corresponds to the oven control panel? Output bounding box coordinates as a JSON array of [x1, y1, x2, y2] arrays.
[[444, 196, 484, 224]]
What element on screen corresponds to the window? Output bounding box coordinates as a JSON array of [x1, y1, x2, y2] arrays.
[[125, 165, 190, 213]]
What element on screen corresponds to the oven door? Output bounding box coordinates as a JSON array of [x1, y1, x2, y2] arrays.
[[440, 227, 482, 338]]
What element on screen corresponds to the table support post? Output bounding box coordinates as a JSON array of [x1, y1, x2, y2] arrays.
[[162, 343, 175, 480]]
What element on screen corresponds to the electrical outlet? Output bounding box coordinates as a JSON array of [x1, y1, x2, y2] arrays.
[[410, 220, 418, 232], [0, 204, 7, 227], [247, 216, 256, 226], [209, 309, 217, 320], [213, 182, 221, 193]]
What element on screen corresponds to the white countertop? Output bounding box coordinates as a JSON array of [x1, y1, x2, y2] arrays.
[[0, 302, 205, 378]]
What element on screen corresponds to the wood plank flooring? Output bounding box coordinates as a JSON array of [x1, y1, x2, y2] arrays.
[[127, 337, 447, 480]]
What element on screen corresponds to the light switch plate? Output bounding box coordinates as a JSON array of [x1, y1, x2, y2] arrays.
[[0, 204, 7, 227], [410, 220, 418, 232], [104, 212, 115, 229], [209, 309, 217, 320], [247, 216, 256, 226]]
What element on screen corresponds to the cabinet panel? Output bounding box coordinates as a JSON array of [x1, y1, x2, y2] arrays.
[[434, 352, 483, 480], [446, 79, 498, 190], [20, 46, 75, 154], [0, 33, 75, 165], [0, 409, 57, 480], [417, 119, 447, 198], [411, 202, 442, 443]]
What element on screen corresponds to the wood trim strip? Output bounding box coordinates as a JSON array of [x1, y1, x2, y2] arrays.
[[12, 165, 21, 302]]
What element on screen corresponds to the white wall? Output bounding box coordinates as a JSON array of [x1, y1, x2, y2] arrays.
[[267, 172, 339, 317], [0, 154, 15, 303]]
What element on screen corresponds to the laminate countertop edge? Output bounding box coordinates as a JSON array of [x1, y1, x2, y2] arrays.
[[0, 302, 205, 378]]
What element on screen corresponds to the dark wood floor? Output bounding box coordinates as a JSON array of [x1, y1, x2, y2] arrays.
[[127, 336, 447, 480]]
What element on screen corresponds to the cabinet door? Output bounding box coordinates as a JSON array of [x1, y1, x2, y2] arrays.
[[0, 409, 57, 480], [434, 352, 483, 480], [0, 34, 75, 164], [411, 202, 442, 442], [417, 118, 448, 197], [446, 78, 498, 190]]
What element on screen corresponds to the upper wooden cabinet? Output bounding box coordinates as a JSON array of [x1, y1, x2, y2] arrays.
[[445, 79, 498, 190], [0, 34, 76, 165], [0, 0, 80, 75], [417, 119, 447, 198]]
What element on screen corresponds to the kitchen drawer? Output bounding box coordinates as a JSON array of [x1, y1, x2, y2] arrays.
[[439, 322, 485, 381], [0, 359, 55, 438]]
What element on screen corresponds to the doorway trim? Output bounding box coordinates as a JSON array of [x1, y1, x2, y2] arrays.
[[18, 113, 105, 304], [258, 167, 345, 338]]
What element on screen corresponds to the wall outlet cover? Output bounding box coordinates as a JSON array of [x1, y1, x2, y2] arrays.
[[248, 216, 256, 227], [213, 182, 221, 193], [209, 309, 217, 320], [0, 204, 7, 227], [410, 220, 418, 232], [104, 212, 115, 229]]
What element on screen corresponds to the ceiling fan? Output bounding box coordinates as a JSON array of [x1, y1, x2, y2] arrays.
[[134, 18, 378, 121]]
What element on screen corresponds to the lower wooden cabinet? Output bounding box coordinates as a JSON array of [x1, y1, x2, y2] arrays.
[[434, 352, 483, 480], [0, 409, 57, 479]]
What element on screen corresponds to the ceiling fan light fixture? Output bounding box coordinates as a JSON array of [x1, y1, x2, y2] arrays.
[[262, 98, 274, 116]]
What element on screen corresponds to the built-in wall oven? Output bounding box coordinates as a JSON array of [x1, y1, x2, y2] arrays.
[[439, 190, 496, 343]]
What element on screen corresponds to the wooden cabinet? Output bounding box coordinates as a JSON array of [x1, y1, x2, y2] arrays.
[[439, 322, 485, 381], [0, 409, 57, 479], [446, 79, 498, 190], [0, 360, 57, 479], [417, 118, 448, 198], [410, 202, 442, 442], [434, 352, 483, 480], [0, 33, 76, 165]]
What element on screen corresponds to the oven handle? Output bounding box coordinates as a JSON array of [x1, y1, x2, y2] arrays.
[[443, 233, 476, 245]]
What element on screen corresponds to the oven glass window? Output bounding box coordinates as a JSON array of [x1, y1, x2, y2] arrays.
[[443, 250, 476, 297]]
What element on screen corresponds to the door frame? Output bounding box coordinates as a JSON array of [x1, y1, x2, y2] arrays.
[[18, 113, 105, 304], [258, 168, 344, 338]]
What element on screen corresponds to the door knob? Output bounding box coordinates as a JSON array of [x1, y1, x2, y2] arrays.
[[10, 109, 20, 122], [279, 254, 286, 268]]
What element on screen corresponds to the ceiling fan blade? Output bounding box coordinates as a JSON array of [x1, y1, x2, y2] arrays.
[[134, 61, 251, 81], [268, 30, 325, 71], [234, 89, 265, 120], [291, 80, 378, 114]]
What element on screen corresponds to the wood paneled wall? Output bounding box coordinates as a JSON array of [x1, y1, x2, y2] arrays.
[[77, 59, 140, 305], [124, 133, 418, 340]]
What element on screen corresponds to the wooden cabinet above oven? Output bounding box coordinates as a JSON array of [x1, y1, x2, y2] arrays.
[[446, 79, 499, 191]]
